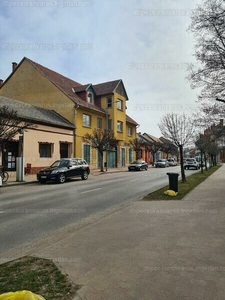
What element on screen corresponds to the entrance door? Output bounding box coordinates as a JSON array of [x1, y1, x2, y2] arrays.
[[121, 148, 125, 167], [2, 141, 18, 171], [83, 144, 91, 163], [108, 151, 116, 168]]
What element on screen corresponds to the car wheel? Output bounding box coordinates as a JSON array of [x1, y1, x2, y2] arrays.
[[81, 171, 88, 180], [57, 173, 66, 184], [145, 167, 148, 170]]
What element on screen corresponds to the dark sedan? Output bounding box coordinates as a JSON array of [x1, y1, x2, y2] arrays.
[[128, 160, 148, 171], [37, 158, 90, 184]]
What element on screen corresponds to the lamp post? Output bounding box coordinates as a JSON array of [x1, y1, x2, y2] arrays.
[[105, 106, 109, 171]]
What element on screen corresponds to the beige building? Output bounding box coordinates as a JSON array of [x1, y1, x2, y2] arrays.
[[0, 96, 75, 174]]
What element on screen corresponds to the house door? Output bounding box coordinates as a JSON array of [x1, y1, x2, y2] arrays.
[[121, 148, 125, 167], [2, 141, 18, 171], [108, 151, 116, 168], [60, 143, 69, 158], [129, 148, 133, 163], [83, 144, 91, 163]]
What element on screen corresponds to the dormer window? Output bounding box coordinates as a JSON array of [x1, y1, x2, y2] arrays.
[[87, 92, 94, 104]]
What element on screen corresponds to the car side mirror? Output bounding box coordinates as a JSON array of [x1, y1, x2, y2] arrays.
[[68, 164, 73, 168]]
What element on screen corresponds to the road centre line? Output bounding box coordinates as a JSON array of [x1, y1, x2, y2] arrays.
[[81, 188, 102, 194]]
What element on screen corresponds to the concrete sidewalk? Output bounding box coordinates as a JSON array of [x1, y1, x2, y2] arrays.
[[3, 164, 225, 300]]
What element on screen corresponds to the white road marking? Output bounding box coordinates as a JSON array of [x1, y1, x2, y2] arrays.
[[0, 211, 5, 214], [129, 179, 140, 182], [81, 188, 102, 194]]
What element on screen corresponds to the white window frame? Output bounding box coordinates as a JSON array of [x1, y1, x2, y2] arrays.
[[117, 99, 123, 110], [107, 97, 112, 108], [83, 114, 91, 127], [117, 121, 123, 132], [97, 117, 102, 129], [87, 92, 94, 104], [128, 126, 132, 136]]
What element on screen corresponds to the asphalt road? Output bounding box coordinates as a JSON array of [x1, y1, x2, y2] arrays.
[[0, 166, 196, 255]]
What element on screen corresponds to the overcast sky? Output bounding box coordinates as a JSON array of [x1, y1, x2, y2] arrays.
[[1, 0, 202, 137]]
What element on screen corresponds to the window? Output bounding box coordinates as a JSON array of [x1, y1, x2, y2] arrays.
[[87, 92, 94, 104], [108, 119, 112, 130], [128, 126, 132, 136], [39, 143, 52, 157], [97, 117, 102, 129], [117, 99, 123, 110], [117, 121, 123, 132], [107, 97, 112, 108], [83, 114, 91, 127]]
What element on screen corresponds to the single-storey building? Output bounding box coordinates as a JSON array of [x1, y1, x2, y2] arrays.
[[0, 96, 75, 174]]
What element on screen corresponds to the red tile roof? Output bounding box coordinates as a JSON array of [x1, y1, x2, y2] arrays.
[[144, 133, 162, 143], [93, 79, 122, 96], [25, 57, 105, 113], [126, 114, 139, 126]]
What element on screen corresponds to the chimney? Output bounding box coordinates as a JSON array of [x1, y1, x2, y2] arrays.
[[12, 62, 17, 72], [0, 79, 3, 87]]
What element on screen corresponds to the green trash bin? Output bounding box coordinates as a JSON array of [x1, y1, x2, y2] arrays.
[[166, 172, 179, 192]]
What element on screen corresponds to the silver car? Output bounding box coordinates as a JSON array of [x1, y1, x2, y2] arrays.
[[155, 159, 169, 168], [168, 158, 177, 166]]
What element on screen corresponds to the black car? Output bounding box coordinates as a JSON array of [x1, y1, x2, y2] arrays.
[[37, 158, 90, 184], [128, 160, 148, 171]]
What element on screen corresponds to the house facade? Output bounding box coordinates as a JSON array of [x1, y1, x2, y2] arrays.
[[0, 96, 74, 174], [0, 57, 138, 169]]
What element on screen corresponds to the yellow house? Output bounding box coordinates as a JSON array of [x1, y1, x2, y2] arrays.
[[0, 57, 138, 169], [0, 95, 74, 174]]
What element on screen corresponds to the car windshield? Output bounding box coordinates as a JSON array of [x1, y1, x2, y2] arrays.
[[131, 160, 143, 164], [158, 159, 165, 162], [50, 160, 69, 168]]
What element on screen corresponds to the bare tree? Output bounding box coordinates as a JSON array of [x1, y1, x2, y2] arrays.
[[129, 136, 151, 160], [158, 113, 195, 182], [150, 141, 162, 166], [195, 133, 210, 172], [187, 0, 225, 124], [83, 129, 116, 172], [160, 137, 178, 159], [0, 106, 33, 164]]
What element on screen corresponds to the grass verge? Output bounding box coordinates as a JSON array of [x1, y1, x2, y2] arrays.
[[143, 164, 221, 201], [0, 256, 80, 300]]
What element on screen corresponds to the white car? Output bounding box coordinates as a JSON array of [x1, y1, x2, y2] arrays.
[[184, 158, 200, 170], [168, 158, 177, 166]]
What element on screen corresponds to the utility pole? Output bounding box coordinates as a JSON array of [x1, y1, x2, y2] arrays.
[[105, 106, 109, 171]]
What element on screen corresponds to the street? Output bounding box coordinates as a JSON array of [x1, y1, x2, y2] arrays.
[[0, 166, 195, 255]]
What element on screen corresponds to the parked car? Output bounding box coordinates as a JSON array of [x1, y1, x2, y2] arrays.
[[183, 158, 200, 170], [167, 158, 177, 166], [128, 160, 148, 171], [155, 159, 169, 168], [37, 158, 90, 184]]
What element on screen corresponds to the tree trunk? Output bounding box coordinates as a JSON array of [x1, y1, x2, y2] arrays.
[[100, 152, 104, 172], [204, 153, 208, 171], [179, 145, 186, 183], [200, 150, 203, 173]]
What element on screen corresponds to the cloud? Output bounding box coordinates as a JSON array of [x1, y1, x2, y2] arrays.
[[0, 0, 202, 136]]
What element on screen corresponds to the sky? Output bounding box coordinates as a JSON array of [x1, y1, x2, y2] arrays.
[[0, 0, 203, 137]]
